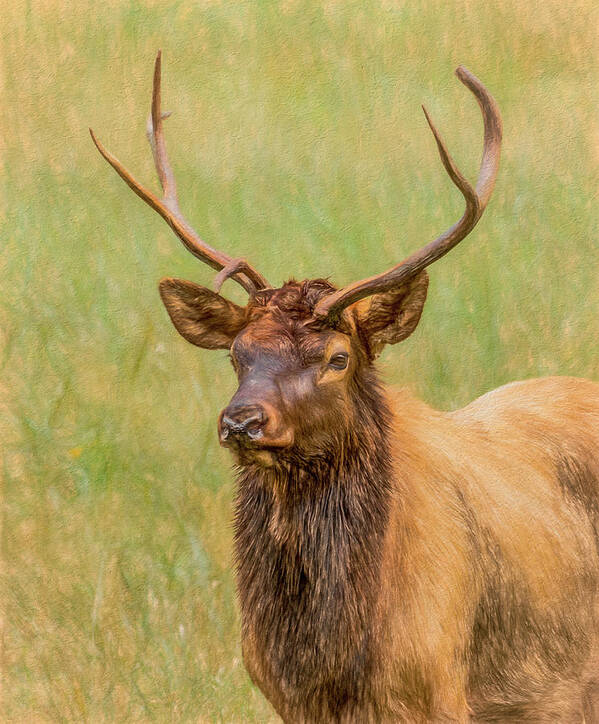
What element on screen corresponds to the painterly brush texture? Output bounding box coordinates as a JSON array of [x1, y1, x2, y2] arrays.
[[1, 0, 598, 720]]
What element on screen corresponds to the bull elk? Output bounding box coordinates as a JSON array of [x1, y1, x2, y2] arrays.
[[91, 53, 599, 722]]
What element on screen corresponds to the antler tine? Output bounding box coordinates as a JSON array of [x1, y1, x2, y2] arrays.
[[146, 50, 177, 206], [90, 51, 270, 296], [314, 66, 502, 323]]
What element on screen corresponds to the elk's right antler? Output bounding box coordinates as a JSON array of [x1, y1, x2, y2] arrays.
[[90, 51, 270, 295], [314, 66, 502, 323]]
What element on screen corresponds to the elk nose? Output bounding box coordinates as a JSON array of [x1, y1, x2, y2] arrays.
[[220, 405, 267, 441]]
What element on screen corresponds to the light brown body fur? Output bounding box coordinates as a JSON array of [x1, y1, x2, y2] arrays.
[[243, 376, 599, 722]]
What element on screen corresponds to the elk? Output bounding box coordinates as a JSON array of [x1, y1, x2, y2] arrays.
[[91, 53, 599, 722]]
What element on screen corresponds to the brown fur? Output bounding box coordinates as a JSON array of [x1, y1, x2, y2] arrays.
[[160, 278, 599, 722]]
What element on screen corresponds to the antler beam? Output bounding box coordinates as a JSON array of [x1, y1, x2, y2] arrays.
[[313, 66, 502, 323], [90, 51, 270, 295]]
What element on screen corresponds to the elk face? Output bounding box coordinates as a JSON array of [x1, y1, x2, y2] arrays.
[[159, 275, 429, 466]]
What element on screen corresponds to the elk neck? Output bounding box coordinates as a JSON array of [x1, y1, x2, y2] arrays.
[[233, 365, 396, 710]]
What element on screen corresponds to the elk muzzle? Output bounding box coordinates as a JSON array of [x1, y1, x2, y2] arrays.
[[218, 388, 294, 452]]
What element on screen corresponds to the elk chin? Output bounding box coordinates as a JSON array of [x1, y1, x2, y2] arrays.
[[238, 448, 278, 468]]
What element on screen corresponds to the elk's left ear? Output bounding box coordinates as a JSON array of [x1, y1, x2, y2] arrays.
[[159, 277, 248, 349], [353, 271, 429, 357]]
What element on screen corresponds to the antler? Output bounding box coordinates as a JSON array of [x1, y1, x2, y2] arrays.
[[90, 51, 270, 295], [314, 66, 502, 323]]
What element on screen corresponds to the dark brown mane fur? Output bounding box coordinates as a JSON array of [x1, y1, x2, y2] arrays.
[[234, 364, 393, 720]]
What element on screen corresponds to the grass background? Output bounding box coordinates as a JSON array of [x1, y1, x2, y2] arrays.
[[1, 0, 598, 720]]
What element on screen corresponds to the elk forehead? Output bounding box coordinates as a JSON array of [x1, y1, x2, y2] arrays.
[[232, 278, 358, 370], [231, 316, 353, 371]]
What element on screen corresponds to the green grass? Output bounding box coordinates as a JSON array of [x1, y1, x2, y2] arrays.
[[1, 0, 598, 719]]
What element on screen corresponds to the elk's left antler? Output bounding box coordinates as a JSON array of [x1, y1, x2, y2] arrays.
[[313, 66, 502, 323], [90, 51, 270, 295]]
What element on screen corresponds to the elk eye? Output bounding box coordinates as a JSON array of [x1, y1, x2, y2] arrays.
[[328, 352, 349, 370]]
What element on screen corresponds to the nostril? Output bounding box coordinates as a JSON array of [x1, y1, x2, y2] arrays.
[[221, 415, 238, 431], [244, 414, 265, 439], [221, 415, 245, 435]]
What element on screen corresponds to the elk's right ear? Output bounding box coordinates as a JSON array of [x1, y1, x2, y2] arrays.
[[159, 278, 248, 349]]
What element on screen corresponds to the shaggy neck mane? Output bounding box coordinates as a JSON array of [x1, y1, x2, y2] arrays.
[[233, 367, 394, 715]]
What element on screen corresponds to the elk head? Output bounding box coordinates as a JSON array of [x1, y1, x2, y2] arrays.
[[91, 52, 501, 467]]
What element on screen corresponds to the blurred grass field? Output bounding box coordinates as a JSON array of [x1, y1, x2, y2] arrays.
[[1, 0, 598, 720]]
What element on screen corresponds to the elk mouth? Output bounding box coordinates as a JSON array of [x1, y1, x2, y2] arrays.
[[219, 430, 294, 450], [220, 432, 295, 468]]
